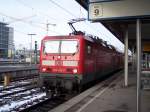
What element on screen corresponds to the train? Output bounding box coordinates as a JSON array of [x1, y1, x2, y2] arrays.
[[39, 32, 123, 93]]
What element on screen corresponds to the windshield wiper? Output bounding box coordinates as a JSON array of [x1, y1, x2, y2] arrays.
[[72, 52, 76, 56]]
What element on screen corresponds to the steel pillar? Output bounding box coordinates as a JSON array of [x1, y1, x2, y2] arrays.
[[124, 27, 128, 87], [136, 19, 141, 112]]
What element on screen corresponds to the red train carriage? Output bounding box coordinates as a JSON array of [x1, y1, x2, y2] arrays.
[[39, 34, 123, 92]]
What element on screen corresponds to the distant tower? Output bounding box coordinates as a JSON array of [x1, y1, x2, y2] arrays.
[[0, 21, 14, 58]]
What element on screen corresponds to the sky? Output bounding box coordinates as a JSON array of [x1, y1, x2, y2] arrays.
[[0, 0, 124, 52]]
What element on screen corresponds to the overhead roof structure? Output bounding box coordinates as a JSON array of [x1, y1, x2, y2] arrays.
[[75, 1, 150, 112], [75, 0, 150, 49]]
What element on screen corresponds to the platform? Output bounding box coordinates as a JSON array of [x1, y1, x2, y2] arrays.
[[0, 65, 38, 73], [49, 70, 150, 112]]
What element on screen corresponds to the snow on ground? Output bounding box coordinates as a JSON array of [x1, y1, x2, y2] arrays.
[[0, 92, 46, 112]]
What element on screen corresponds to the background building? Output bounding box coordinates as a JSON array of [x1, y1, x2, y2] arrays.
[[0, 21, 14, 58]]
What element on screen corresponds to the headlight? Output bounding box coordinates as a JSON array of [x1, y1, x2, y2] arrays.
[[57, 56, 61, 59], [42, 68, 46, 72], [73, 69, 77, 74]]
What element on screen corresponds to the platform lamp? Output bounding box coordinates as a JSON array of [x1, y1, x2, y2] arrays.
[[28, 33, 36, 66]]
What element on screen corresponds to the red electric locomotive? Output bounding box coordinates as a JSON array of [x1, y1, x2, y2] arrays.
[[39, 20, 123, 93], [40, 35, 123, 91]]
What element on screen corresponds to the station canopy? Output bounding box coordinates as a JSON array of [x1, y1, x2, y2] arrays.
[[75, 0, 150, 50]]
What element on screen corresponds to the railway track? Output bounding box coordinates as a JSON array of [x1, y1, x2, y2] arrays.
[[0, 78, 37, 91], [20, 95, 66, 112], [0, 77, 77, 112], [0, 88, 47, 112], [0, 82, 37, 98], [0, 78, 45, 112], [18, 71, 121, 112], [0, 74, 70, 112], [0, 81, 68, 112], [0, 70, 121, 112]]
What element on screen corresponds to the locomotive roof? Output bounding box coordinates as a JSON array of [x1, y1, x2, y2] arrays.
[[42, 35, 117, 52], [85, 34, 117, 51]]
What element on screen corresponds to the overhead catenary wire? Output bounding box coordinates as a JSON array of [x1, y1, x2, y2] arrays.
[[7, 15, 36, 24], [16, 0, 100, 36], [49, 0, 122, 48], [0, 11, 44, 30], [14, 29, 28, 35], [14, 0, 61, 34], [0, 11, 60, 34], [15, 0, 57, 22], [3, 1, 119, 43], [48, 0, 77, 18], [48, 0, 107, 39]]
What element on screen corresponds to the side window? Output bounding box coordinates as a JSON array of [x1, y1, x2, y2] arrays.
[[87, 45, 92, 54]]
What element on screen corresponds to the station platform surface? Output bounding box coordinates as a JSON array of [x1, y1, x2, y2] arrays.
[[0, 65, 38, 73], [49, 69, 150, 112]]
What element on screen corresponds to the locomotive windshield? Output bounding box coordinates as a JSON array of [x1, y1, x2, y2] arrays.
[[44, 41, 60, 53], [43, 40, 78, 54]]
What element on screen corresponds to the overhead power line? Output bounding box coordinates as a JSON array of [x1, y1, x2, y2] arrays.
[[47, 0, 102, 36], [15, 0, 57, 21], [48, 0, 77, 18], [14, 29, 28, 35], [7, 15, 36, 24], [0, 12, 44, 29], [0, 11, 60, 34]]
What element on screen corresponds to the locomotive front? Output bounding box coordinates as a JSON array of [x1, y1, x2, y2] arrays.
[[40, 36, 84, 92]]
